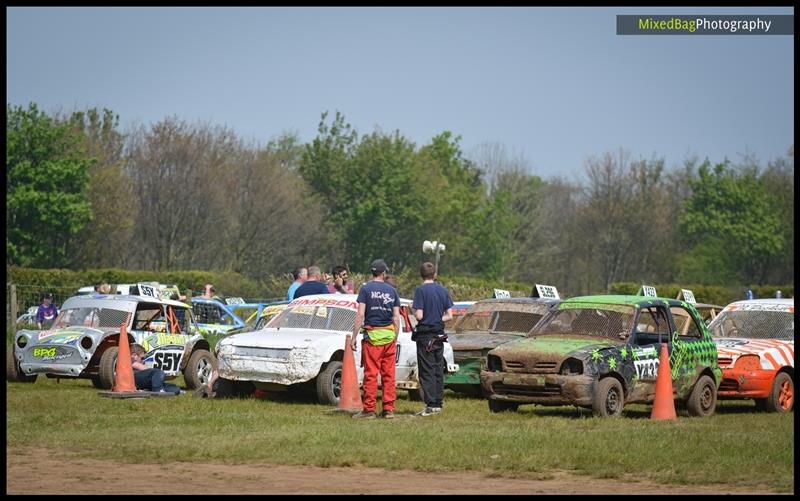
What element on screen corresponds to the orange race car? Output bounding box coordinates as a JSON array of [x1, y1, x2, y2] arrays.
[[708, 298, 794, 413]]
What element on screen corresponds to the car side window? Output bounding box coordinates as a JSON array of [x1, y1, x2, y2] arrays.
[[671, 306, 703, 339], [633, 306, 670, 345]]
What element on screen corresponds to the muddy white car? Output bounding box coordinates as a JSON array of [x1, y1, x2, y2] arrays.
[[8, 291, 216, 390], [214, 294, 459, 404]]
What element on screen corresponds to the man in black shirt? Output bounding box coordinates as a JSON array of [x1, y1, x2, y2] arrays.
[[293, 266, 330, 299]]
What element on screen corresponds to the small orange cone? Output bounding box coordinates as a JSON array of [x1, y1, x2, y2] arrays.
[[651, 343, 677, 420], [338, 334, 362, 411], [112, 319, 137, 392]]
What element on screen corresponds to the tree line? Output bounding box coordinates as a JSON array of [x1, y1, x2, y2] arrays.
[[6, 103, 794, 294]]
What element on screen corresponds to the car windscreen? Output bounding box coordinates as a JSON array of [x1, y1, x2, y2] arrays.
[[709, 310, 794, 341], [456, 305, 548, 335], [267, 305, 356, 331], [532, 303, 635, 341], [53, 307, 131, 329]]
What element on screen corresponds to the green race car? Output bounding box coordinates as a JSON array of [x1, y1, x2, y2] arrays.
[[481, 294, 721, 417]]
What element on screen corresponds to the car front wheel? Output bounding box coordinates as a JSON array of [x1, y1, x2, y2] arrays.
[[593, 377, 624, 417], [686, 375, 717, 417], [7, 349, 37, 383], [98, 347, 118, 390], [183, 349, 216, 390], [488, 399, 519, 413], [316, 361, 343, 405]]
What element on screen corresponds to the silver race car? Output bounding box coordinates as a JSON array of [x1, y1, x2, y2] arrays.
[[8, 292, 216, 390]]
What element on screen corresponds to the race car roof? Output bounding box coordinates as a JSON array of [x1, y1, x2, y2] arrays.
[[61, 294, 190, 311]]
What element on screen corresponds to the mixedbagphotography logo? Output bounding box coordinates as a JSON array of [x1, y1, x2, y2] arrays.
[[617, 15, 794, 35]]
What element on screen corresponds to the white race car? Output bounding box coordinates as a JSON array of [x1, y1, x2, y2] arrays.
[[215, 294, 459, 404]]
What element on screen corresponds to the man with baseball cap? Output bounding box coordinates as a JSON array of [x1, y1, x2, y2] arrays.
[[350, 259, 401, 419]]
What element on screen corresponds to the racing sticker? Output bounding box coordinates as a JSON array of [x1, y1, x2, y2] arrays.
[[716, 339, 749, 348], [632, 346, 659, 379], [634, 357, 660, 380], [32, 346, 72, 361], [493, 288, 511, 299], [150, 350, 184, 372], [142, 333, 187, 352]]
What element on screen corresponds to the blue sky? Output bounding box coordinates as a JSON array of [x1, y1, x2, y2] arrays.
[[6, 6, 794, 179]]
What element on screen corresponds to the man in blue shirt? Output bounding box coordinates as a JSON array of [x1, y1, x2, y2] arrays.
[[411, 262, 454, 416], [350, 259, 400, 419], [293, 266, 330, 299], [286, 267, 308, 301]]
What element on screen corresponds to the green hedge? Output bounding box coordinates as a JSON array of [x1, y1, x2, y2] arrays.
[[8, 268, 791, 305], [609, 282, 794, 306], [7, 267, 530, 302]]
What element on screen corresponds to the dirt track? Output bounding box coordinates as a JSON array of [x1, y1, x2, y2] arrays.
[[6, 447, 779, 495]]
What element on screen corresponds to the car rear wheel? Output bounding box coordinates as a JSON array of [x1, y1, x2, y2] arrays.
[[316, 361, 342, 405], [593, 377, 624, 417], [98, 347, 118, 390], [183, 349, 216, 390], [90, 375, 104, 388], [488, 399, 519, 413], [687, 375, 717, 417], [6, 349, 37, 383], [757, 372, 794, 413], [214, 377, 254, 398]]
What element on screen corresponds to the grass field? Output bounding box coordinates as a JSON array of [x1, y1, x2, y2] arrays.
[[6, 375, 794, 493]]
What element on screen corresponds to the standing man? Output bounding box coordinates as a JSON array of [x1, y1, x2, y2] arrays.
[[287, 267, 308, 301], [293, 266, 329, 299], [328, 265, 354, 294], [350, 259, 401, 419], [412, 261, 454, 416]]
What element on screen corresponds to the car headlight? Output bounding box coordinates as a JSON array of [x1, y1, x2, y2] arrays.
[[16, 336, 28, 348], [734, 354, 760, 371], [560, 358, 583, 376], [487, 354, 502, 371]]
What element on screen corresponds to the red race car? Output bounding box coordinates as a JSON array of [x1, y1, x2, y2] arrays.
[[709, 298, 794, 413]]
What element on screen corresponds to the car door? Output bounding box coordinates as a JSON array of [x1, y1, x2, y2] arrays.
[[629, 305, 672, 401], [668, 304, 712, 397]]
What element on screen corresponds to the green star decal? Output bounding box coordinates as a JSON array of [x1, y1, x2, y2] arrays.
[[608, 357, 618, 370], [591, 350, 602, 363], [620, 347, 629, 359]]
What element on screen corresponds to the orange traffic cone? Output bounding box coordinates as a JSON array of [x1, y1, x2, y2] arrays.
[[651, 343, 677, 420], [338, 334, 363, 411], [112, 319, 137, 392]]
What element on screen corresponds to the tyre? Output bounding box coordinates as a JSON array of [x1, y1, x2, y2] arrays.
[[593, 377, 624, 417], [214, 377, 254, 398], [488, 399, 519, 413], [316, 361, 342, 405], [7, 349, 37, 383], [183, 349, 216, 390], [408, 386, 425, 402], [757, 372, 794, 413], [686, 375, 717, 417], [90, 375, 104, 388], [98, 346, 118, 390]]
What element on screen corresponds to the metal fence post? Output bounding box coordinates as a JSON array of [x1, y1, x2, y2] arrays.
[[10, 283, 18, 337]]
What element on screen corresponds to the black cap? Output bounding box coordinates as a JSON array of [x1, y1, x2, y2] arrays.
[[370, 259, 388, 274]]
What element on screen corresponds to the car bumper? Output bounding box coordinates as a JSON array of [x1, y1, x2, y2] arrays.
[[718, 368, 776, 399], [216, 349, 320, 386], [480, 371, 595, 406]]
